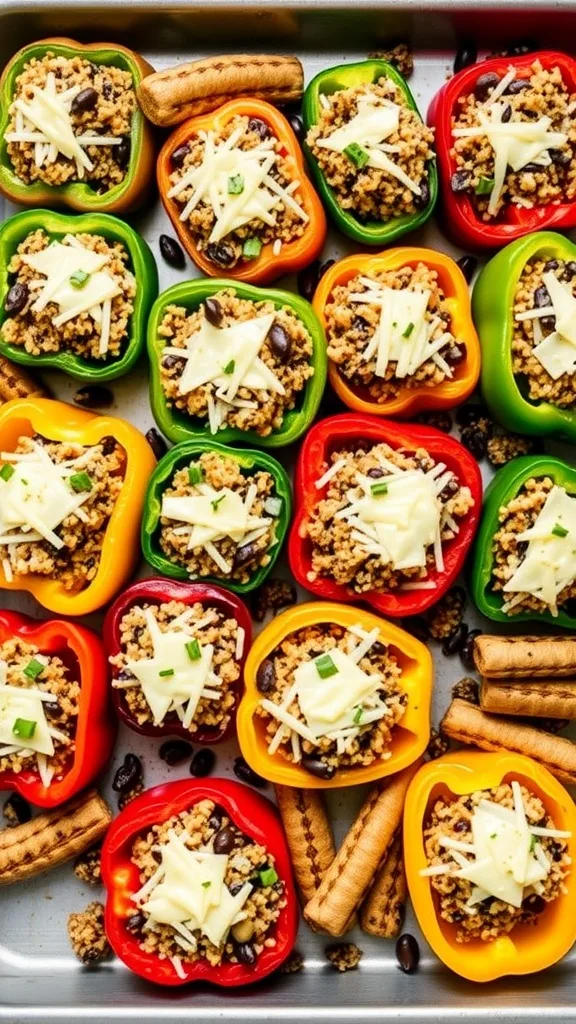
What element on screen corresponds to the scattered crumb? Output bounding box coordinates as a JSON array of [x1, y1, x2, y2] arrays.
[[251, 578, 297, 623], [67, 902, 111, 965], [2, 792, 31, 827], [73, 845, 102, 886], [426, 588, 465, 640], [451, 677, 479, 704], [487, 433, 535, 466], [325, 942, 364, 972], [118, 781, 144, 811], [427, 727, 450, 760], [368, 42, 414, 77], [279, 950, 305, 974]]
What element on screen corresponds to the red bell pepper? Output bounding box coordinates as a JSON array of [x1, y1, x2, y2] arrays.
[[428, 51, 576, 249], [103, 578, 252, 743], [288, 413, 482, 617], [101, 777, 298, 987], [0, 610, 114, 808]]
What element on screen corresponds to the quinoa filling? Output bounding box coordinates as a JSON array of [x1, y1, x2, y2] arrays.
[[491, 476, 576, 616], [325, 263, 466, 402], [159, 451, 280, 584], [255, 622, 406, 775], [0, 636, 79, 787], [158, 288, 313, 437], [512, 256, 576, 407], [5, 53, 135, 191], [0, 433, 124, 591], [167, 115, 308, 271], [128, 799, 285, 970], [306, 78, 434, 223], [1, 230, 136, 362], [110, 600, 244, 735], [303, 441, 474, 594], [422, 781, 570, 942], [451, 61, 576, 221]]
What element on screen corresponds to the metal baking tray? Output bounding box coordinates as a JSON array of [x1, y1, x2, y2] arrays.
[[1, 2, 576, 1020]]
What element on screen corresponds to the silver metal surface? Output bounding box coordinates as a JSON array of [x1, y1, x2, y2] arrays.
[[0, 3, 575, 1021]]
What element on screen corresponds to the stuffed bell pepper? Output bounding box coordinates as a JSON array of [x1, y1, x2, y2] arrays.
[[0, 609, 114, 808], [0, 397, 156, 615], [105, 578, 251, 743], [237, 601, 432, 788], [101, 778, 298, 986], [303, 60, 437, 245], [0, 209, 157, 383], [147, 278, 326, 446], [157, 98, 326, 285], [0, 37, 155, 213], [471, 454, 576, 629], [473, 230, 576, 443], [429, 50, 576, 249], [289, 413, 482, 618], [405, 751, 576, 982], [141, 438, 291, 595], [314, 247, 480, 418]]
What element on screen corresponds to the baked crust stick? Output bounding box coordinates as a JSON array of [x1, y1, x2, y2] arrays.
[[474, 634, 576, 679], [274, 785, 335, 906], [480, 678, 576, 719], [441, 698, 576, 785], [359, 834, 406, 939], [303, 761, 420, 937], [0, 354, 49, 403]]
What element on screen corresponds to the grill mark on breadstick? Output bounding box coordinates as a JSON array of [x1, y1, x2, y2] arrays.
[[480, 678, 576, 719], [474, 634, 576, 679], [359, 833, 406, 938], [274, 785, 335, 907]]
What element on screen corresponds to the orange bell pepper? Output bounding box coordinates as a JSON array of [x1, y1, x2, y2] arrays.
[[313, 247, 481, 418], [0, 398, 156, 615], [404, 751, 576, 982], [157, 98, 327, 285], [236, 600, 432, 789]]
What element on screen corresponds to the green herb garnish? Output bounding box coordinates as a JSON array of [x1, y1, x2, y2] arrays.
[[530, 835, 538, 852], [258, 867, 278, 887], [12, 718, 36, 739], [223, 359, 235, 374], [402, 322, 415, 338], [353, 706, 364, 725], [69, 269, 90, 289], [186, 639, 201, 661], [475, 176, 494, 195], [159, 668, 174, 677], [552, 522, 569, 538], [370, 481, 389, 497], [315, 653, 338, 679], [0, 464, 14, 482], [490, 833, 497, 840], [202, 880, 212, 889], [228, 174, 244, 195], [188, 463, 204, 485], [211, 494, 225, 512], [344, 142, 369, 168], [243, 238, 262, 260], [69, 472, 92, 493], [24, 658, 44, 681]]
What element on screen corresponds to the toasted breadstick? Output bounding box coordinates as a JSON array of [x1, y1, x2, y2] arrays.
[[359, 834, 406, 938], [0, 354, 49, 403], [480, 678, 576, 719], [274, 785, 336, 905], [441, 698, 576, 784], [474, 635, 576, 679]]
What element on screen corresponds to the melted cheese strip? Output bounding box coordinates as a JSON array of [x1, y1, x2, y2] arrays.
[[294, 648, 386, 738], [515, 270, 576, 379], [0, 659, 54, 758], [502, 485, 576, 615], [21, 241, 121, 335]]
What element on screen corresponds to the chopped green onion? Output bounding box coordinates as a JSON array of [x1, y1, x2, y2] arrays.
[[258, 867, 278, 887], [370, 481, 389, 497], [402, 322, 415, 338], [228, 174, 244, 195], [0, 464, 14, 482], [353, 706, 364, 725], [223, 359, 235, 374], [211, 494, 225, 512], [475, 176, 494, 195], [490, 833, 497, 840], [243, 238, 262, 260], [21, 478, 28, 485], [159, 668, 174, 677], [344, 142, 369, 168], [12, 717, 36, 739], [202, 880, 212, 889], [24, 658, 44, 680], [188, 463, 204, 485], [186, 639, 201, 661], [530, 835, 538, 852], [69, 269, 90, 289], [69, 472, 92, 493], [552, 522, 569, 538], [315, 653, 338, 679]]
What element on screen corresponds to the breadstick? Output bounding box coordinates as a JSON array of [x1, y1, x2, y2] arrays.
[[441, 698, 576, 784], [474, 634, 576, 679], [0, 354, 49, 403], [359, 834, 406, 939], [274, 785, 336, 905], [137, 54, 304, 127], [480, 678, 576, 719], [303, 762, 420, 937]]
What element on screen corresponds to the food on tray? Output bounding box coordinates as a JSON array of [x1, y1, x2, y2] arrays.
[[303, 60, 437, 245], [405, 752, 576, 981], [479, 678, 576, 719], [0, 788, 111, 885], [105, 578, 251, 742], [0, 39, 155, 213], [157, 99, 326, 284], [68, 901, 111, 964], [0, 353, 47, 403], [359, 834, 406, 938], [474, 634, 576, 678], [137, 53, 304, 126], [274, 786, 336, 905], [142, 440, 291, 594], [314, 248, 480, 416], [101, 779, 298, 986]]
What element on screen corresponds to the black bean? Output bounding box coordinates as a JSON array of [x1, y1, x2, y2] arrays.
[[446, 343, 466, 366], [159, 739, 192, 766], [233, 756, 268, 788], [453, 818, 469, 834], [161, 354, 184, 371], [456, 255, 478, 285], [213, 828, 236, 854], [453, 43, 477, 74], [544, 259, 560, 273], [3, 792, 31, 825], [229, 881, 247, 897], [172, 143, 190, 168], [205, 242, 236, 268], [320, 258, 336, 278], [145, 427, 168, 460], [159, 234, 185, 270], [450, 170, 469, 193], [460, 628, 482, 670], [100, 435, 117, 456], [204, 297, 224, 327], [505, 78, 530, 95], [301, 756, 336, 781], [297, 261, 320, 303], [440, 479, 460, 502], [550, 147, 572, 167], [524, 894, 546, 915], [256, 658, 276, 694], [126, 912, 145, 934], [352, 314, 369, 333], [418, 410, 453, 433], [71, 87, 99, 114], [455, 403, 486, 427], [116, 136, 131, 169], [190, 748, 215, 777], [102, 80, 113, 100], [248, 117, 270, 140], [287, 112, 304, 142], [236, 942, 257, 965], [474, 72, 500, 101], [112, 753, 142, 793], [501, 104, 512, 123], [564, 261, 576, 280], [208, 805, 225, 830], [413, 176, 430, 210], [268, 322, 292, 363], [396, 933, 420, 974], [74, 385, 113, 409], [460, 425, 488, 460], [233, 541, 261, 570], [534, 284, 551, 312], [404, 615, 430, 641], [442, 622, 469, 657], [367, 467, 385, 479], [4, 282, 29, 315], [522, 162, 544, 173]]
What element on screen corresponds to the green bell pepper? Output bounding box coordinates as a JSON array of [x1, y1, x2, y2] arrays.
[[147, 279, 327, 447], [473, 231, 576, 444], [0, 209, 158, 382], [141, 438, 292, 594], [470, 455, 576, 629], [302, 60, 437, 245]]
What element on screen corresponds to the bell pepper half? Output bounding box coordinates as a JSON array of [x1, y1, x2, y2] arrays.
[[141, 437, 292, 595], [0, 609, 114, 808], [289, 412, 482, 618], [101, 777, 298, 986], [428, 51, 576, 250], [157, 98, 327, 286], [313, 247, 480, 418], [104, 577, 252, 743], [302, 60, 437, 246], [147, 277, 327, 447], [237, 600, 432, 789], [0, 397, 156, 616], [404, 750, 576, 982], [473, 230, 576, 444], [470, 454, 576, 629], [0, 37, 156, 214], [0, 208, 158, 383]]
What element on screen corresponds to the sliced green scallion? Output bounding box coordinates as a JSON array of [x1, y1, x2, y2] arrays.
[[315, 653, 338, 679], [344, 142, 369, 168]]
